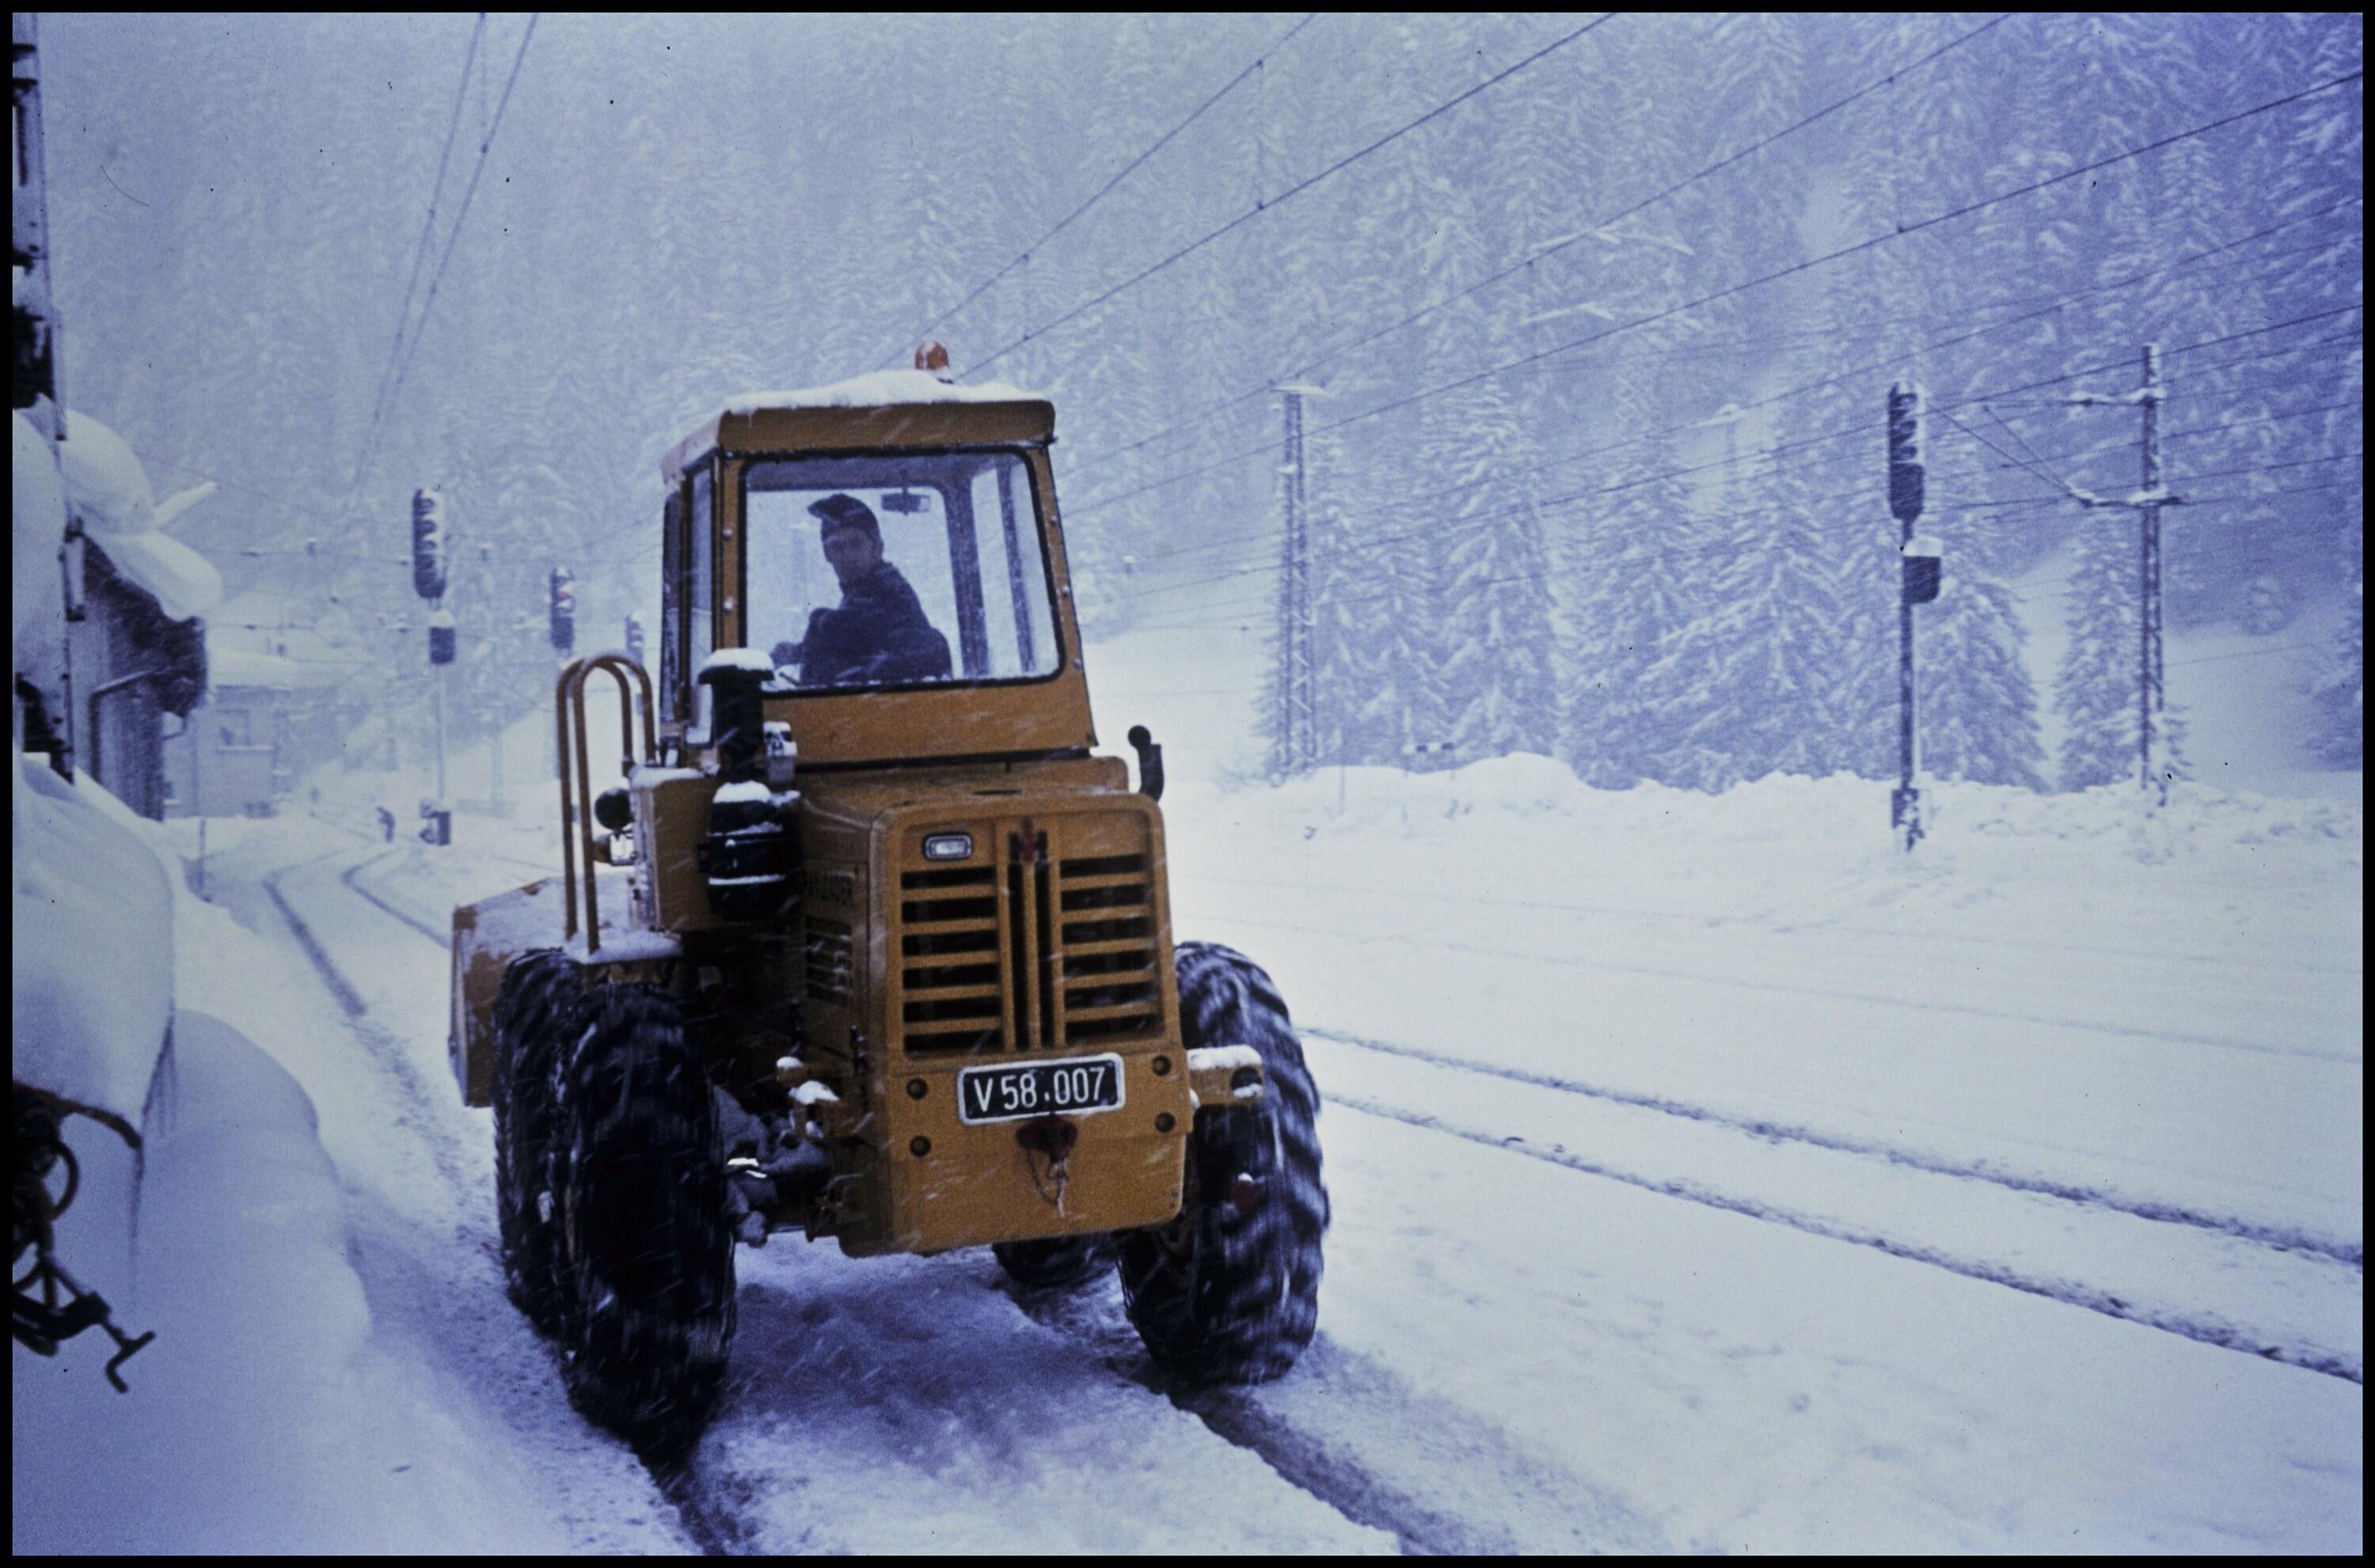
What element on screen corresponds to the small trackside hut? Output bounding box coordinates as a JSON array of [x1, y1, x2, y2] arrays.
[[445, 352, 1328, 1453]]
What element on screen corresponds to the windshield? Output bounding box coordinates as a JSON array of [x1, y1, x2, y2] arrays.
[[742, 450, 1059, 693]]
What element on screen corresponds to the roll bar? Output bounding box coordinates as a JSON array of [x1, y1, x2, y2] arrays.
[[554, 654, 658, 954]]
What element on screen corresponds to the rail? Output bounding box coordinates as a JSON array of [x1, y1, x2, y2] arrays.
[[554, 653, 657, 955]]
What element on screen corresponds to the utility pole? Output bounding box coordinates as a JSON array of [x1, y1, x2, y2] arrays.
[[1273, 382, 1324, 778], [1887, 383, 1940, 850], [2138, 344, 2167, 806], [2069, 344, 2183, 807]]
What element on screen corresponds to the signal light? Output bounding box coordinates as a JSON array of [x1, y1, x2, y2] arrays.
[[428, 607, 457, 665], [1902, 536, 1943, 606], [411, 488, 448, 599], [914, 340, 952, 381], [1887, 383, 1924, 524], [549, 565, 576, 654]]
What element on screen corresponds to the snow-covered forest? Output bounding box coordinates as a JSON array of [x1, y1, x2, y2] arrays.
[[37, 12, 2364, 792]]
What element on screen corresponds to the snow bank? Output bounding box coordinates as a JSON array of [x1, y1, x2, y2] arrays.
[[12, 757, 175, 1123], [1212, 755, 2362, 861], [725, 367, 1043, 412], [13, 1008, 477, 1554]]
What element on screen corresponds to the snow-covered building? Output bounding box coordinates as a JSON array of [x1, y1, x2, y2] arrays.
[[163, 643, 347, 818], [24, 412, 224, 818]]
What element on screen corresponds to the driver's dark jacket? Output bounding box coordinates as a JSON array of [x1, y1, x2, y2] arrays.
[[797, 561, 952, 687]]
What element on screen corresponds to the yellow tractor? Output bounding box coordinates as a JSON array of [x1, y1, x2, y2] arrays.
[[446, 353, 1327, 1453]]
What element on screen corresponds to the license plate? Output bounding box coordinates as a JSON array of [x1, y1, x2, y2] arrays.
[[957, 1054, 1126, 1125]]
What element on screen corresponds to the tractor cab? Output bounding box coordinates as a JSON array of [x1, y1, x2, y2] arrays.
[[656, 369, 1096, 771]]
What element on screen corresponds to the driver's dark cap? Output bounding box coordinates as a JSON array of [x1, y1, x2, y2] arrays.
[[809, 493, 880, 541]]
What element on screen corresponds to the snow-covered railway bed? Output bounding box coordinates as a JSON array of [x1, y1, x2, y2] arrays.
[[1305, 1102, 2360, 1551], [1172, 880, 2362, 1268], [332, 839, 2362, 1548], [1311, 1031, 2361, 1382]]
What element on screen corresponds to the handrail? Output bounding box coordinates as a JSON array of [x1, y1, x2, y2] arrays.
[[553, 652, 658, 954]]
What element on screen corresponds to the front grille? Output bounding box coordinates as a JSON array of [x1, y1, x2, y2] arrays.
[[894, 819, 1162, 1055]]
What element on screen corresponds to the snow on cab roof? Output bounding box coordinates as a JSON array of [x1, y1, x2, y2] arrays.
[[723, 368, 1045, 415]]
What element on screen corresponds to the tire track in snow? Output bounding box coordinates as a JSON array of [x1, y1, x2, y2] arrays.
[[1003, 1279, 1663, 1553], [1333, 1092, 2363, 1386], [284, 845, 740, 1555], [264, 851, 470, 1198], [340, 850, 449, 944], [1308, 1025, 2363, 1268]]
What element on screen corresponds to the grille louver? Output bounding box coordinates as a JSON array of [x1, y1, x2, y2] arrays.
[[896, 864, 1002, 1052], [1057, 852, 1160, 1045], [893, 822, 1162, 1055]]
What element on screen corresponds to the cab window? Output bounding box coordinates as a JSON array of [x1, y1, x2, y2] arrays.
[[741, 450, 1058, 692]]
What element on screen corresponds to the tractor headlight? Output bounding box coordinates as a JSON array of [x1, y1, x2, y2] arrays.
[[922, 833, 973, 861]]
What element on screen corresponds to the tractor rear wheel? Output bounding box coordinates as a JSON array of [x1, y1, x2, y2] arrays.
[[491, 949, 576, 1335], [549, 981, 735, 1457], [1119, 942, 1327, 1384]]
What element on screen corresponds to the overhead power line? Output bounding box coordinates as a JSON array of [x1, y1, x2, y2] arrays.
[[886, 12, 1323, 366], [971, 13, 1623, 373], [1063, 189, 2364, 528], [1082, 297, 2363, 592], [1324, 66, 2367, 445], [1080, 12, 2016, 475], [351, 13, 541, 492], [365, 14, 486, 443]]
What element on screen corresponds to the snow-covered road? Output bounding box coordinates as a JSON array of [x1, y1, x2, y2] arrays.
[[190, 761, 2358, 1554]]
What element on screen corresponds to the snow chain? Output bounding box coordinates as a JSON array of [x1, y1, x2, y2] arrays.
[[12, 1084, 156, 1390]]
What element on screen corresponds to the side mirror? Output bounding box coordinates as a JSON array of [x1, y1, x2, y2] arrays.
[[1127, 725, 1165, 802]]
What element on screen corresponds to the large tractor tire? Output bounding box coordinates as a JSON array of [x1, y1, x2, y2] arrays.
[[1119, 942, 1328, 1384], [490, 949, 577, 1335], [548, 981, 735, 1457], [992, 1233, 1115, 1292]]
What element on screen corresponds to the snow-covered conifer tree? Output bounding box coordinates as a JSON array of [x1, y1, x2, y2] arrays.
[[2056, 516, 2187, 789], [2311, 539, 2364, 766], [1913, 513, 2047, 788]]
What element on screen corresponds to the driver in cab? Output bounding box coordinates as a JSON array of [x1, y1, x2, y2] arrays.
[[775, 493, 953, 688]]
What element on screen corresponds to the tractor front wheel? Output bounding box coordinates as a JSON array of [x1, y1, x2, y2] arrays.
[[549, 981, 735, 1457], [1119, 942, 1328, 1384]]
